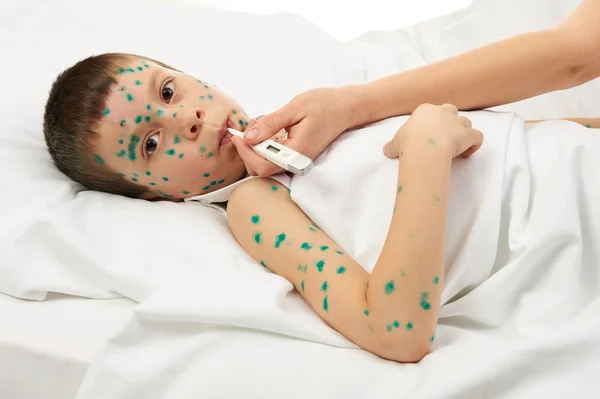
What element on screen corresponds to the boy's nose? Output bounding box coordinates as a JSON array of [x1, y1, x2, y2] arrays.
[[183, 109, 203, 140]]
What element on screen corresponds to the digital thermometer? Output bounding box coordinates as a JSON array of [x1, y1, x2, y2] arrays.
[[227, 128, 314, 176]]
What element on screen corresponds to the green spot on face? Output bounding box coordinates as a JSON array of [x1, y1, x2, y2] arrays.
[[166, 148, 176, 156], [204, 84, 209, 89], [232, 109, 237, 114], [384, 280, 395, 295], [102, 108, 110, 116], [132, 177, 138, 182], [146, 104, 152, 110], [428, 138, 437, 147], [155, 110, 164, 117], [133, 173, 139, 177], [321, 281, 328, 292], [127, 68, 135, 73], [393, 320, 400, 329], [199, 146, 206, 153], [145, 171, 151, 176], [94, 154, 105, 164], [406, 321, 413, 330], [135, 115, 142, 124], [301, 280, 305, 292], [386, 325, 393, 332], [144, 116, 151, 123], [271, 185, 278, 191], [137, 66, 143, 71], [210, 180, 216, 186], [320, 246, 329, 251], [207, 152, 214, 158], [178, 153, 184, 159], [316, 260, 325, 272], [173, 113, 177, 118], [323, 296, 329, 312], [364, 309, 370, 316], [401, 269, 406, 277], [433, 276, 439, 284], [202, 185, 210, 190], [245, 121, 249, 126], [308, 227, 317, 232], [254, 232, 262, 245], [183, 190, 190, 195], [217, 179, 224, 184], [179, 104, 184, 108], [162, 177, 169, 182], [336, 266, 346, 274], [368, 324, 374, 332], [127, 135, 141, 161], [200, 96, 205, 100], [335, 249, 344, 255], [135, 80, 141, 85], [251, 215, 260, 224], [274, 233, 286, 248], [239, 119, 243, 125], [126, 93, 134, 102], [116, 149, 126, 157], [150, 182, 156, 186], [397, 185, 403, 193], [208, 94, 213, 100], [117, 68, 125, 74], [203, 173, 210, 177], [301, 242, 312, 251], [118, 173, 125, 178], [174, 135, 181, 144]]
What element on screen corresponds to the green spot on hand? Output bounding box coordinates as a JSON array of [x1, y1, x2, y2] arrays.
[[321, 281, 328, 292], [433, 276, 439, 284], [127, 135, 141, 161], [102, 108, 110, 116], [274, 233, 286, 248], [199, 146, 206, 153], [336, 266, 346, 274], [384, 280, 395, 295], [254, 232, 262, 245], [162, 176, 169, 182], [135, 115, 142, 124], [174, 135, 181, 144], [251, 215, 260, 224], [94, 154, 105, 164], [316, 260, 325, 272], [364, 309, 370, 316], [271, 185, 278, 191], [166, 149, 176, 156], [207, 152, 214, 158], [428, 138, 437, 147], [116, 149, 126, 157], [323, 296, 329, 312], [406, 321, 413, 330], [301, 242, 312, 251], [135, 80, 141, 85], [145, 171, 151, 176], [320, 245, 329, 251]]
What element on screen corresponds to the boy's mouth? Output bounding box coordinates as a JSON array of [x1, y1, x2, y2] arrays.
[[218, 119, 234, 147]]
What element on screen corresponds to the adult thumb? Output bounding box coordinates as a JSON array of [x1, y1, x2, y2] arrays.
[[244, 105, 298, 145], [383, 141, 399, 158]]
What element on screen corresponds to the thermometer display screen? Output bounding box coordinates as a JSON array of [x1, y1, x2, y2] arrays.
[[267, 145, 280, 154]]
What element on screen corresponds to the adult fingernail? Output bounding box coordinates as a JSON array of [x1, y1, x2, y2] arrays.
[[245, 129, 257, 140]]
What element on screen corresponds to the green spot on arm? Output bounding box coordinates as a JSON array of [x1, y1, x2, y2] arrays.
[[384, 280, 395, 295], [315, 260, 325, 272], [336, 266, 346, 274], [320, 245, 329, 251], [323, 296, 329, 312], [274, 233, 286, 248], [254, 232, 262, 245], [251, 215, 260, 224], [321, 281, 328, 292], [300, 242, 312, 251]]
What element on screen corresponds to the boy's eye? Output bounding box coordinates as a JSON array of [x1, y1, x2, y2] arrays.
[[161, 81, 175, 104], [145, 133, 160, 157]]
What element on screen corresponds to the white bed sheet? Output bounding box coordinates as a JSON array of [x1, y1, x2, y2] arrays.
[[0, 293, 135, 399]]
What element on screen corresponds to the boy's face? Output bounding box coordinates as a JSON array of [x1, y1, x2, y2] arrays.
[[95, 58, 249, 200]]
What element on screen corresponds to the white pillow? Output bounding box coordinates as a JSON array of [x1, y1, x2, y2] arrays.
[[0, 0, 365, 300]]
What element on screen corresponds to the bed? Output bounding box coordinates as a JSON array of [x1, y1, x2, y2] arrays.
[[1, 0, 599, 398]]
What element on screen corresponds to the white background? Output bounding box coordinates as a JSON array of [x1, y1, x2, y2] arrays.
[[167, 0, 474, 41]]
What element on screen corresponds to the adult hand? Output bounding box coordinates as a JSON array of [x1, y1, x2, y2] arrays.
[[231, 87, 358, 176]]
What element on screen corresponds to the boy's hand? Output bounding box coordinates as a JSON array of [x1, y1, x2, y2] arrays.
[[383, 103, 483, 159]]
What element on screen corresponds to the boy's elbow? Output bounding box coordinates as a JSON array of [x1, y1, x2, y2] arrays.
[[375, 334, 432, 363]]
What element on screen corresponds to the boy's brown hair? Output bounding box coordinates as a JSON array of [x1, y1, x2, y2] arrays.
[[43, 53, 176, 198]]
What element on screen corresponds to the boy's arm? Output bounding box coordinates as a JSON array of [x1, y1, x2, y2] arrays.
[[228, 134, 451, 362]]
